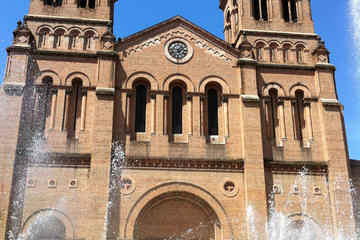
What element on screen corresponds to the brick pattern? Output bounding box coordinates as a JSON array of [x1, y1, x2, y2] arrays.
[[0, 1, 358, 240]]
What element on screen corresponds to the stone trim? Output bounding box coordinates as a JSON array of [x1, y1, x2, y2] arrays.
[[2, 82, 25, 96], [237, 29, 318, 39], [6, 45, 31, 53], [321, 98, 341, 106], [241, 94, 260, 103], [258, 62, 315, 70], [238, 58, 257, 65], [315, 63, 336, 70], [28, 152, 91, 167], [125, 157, 244, 172], [265, 160, 328, 174], [25, 14, 112, 26], [32, 49, 98, 58], [96, 87, 115, 96]]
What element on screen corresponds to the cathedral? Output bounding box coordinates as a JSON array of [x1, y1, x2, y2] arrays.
[[1, 0, 360, 239]]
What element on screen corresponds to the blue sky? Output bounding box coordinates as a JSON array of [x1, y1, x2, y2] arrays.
[[0, 1, 359, 159]]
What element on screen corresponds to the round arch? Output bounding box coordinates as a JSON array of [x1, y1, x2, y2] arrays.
[[65, 72, 91, 87], [21, 208, 74, 239], [289, 83, 312, 98], [284, 213, 326, 240], [263, 83, 286, 97], [123, 182, 233, 240], [36, 70, 61, 85], [126, 72, 159, 90], [163, 74, 195, 92], [199, 76, 230, 94]]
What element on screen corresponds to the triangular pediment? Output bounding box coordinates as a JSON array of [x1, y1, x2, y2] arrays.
[[116, 16, 240, 62]]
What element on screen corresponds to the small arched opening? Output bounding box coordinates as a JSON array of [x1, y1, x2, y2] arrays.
[[26, 215, 66, 240]]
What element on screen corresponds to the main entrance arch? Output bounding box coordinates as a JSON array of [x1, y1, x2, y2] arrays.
[[124, 182, 233, 240], [134, 192, 219, 240]]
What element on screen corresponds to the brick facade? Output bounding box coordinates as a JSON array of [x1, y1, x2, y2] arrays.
[[0, 0, 359, 239]]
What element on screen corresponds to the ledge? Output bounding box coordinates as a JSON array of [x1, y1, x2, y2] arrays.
[[238, 58, 257, 65], [2, 82, 25, 95], [321, 98, 341, 106], [96, 87, 115, 96], [6, 45, 31, 53], [241, 94, 260, 103], [29, 152, 91, 168], [315, 63, 336, 70], [265, 160, 328, 174], [96, 50, 118, 58], [257, 62, 315, 70], [25, 14, 112, 26], [32, 49, 98, 58]]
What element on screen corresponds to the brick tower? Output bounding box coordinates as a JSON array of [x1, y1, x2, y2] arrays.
[[0, 0, 358, 240]]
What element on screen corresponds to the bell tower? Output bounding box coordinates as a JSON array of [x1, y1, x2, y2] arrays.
[[219, 0, 314, 44]]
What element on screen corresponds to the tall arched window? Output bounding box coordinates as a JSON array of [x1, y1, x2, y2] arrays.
[[135, 85, 147, 133], [79, 0, 87, 8], [294, 90, 305, 140], [35, 77, 53, 134], [268, 89, 278, 139], [253, 0, 268, 20], [226, 11, 232, 42], [282, 0, 298, 22], [207, 89, 219, 136], [88, 0, 96, 9], [172, 87, 183, 134], [68, 30, 80, 50], [68, 80, 83, 132]]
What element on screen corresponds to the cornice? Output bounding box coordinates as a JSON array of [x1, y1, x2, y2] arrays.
[[25, 14, 112, 26], [265, 160, 328, 174]]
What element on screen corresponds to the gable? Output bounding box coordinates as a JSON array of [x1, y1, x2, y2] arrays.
[[117, 16, 240, 63]]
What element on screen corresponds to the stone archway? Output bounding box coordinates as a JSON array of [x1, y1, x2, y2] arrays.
[[133, 192, 221, 240]]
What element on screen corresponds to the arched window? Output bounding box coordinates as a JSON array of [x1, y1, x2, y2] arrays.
[[268, 89, 278, 139], [269, 43, 278, 62], [283, 44, 292, 62], [253, 0, 268, 20], [68, 30, 80, 50], [27, 215, 66, 240], [83, 31, 95, 50], [256, 43, 265, 61], [78, 0, 86, 8], [207, 88, 219, 136], [172, 87, 183, 134], [44, 0, 62, 6], [226, 11, 232, 42], [135, 85, 147, 133], [53, 29, 65, 49], [294, 90, 305, 140], [38, 28, 50, 48], [35, 77, 53, 134], [282, 0, 298, 22], [88, 0, 96, 9], [296, 45, 305, 63], [284, 220, 317, 240]]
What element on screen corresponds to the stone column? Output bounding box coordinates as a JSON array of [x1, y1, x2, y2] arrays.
[[277, 99, 286, 146], [187, 95, 193, 135], [80, 90, 87, 131], [150, 93, 156, 134], [49, 89, 58, 130]]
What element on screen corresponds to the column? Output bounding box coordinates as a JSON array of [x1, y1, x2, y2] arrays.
[[80, 90, 87, 131], [163, 93, 169, 134], [187, 95, 193, 135], [49, 89, 58, 130], [223, 97, 229, 137], [125, 92, 132, 134], [62, 89, 71, 130], [277, 99, 286, 142], [304, 100, 313, 142], [151, 93, 156, 134]]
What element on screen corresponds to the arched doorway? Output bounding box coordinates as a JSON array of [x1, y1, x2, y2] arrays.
[[134, 192, 220, 240], [26, 215, 66, 240]]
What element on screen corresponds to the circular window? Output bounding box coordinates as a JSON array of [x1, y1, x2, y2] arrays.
[[120, 176, 136, 195], [164, 38, 194, 64], [220, 178, 239, 197], [168, 41, 188, 59]]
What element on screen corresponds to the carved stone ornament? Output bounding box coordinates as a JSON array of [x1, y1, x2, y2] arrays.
[[312, 38, 330, 63], [13, 20, 31, 46], [239, 32, 254, 59], [220, 178, 239, 197]]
